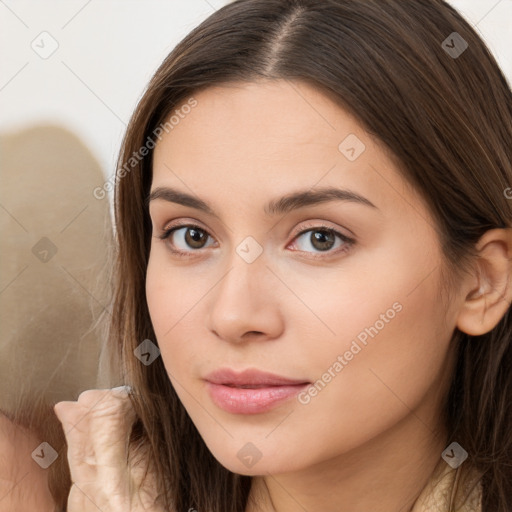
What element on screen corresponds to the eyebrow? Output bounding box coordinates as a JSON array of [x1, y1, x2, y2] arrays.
[[147, 185, 378, 217]]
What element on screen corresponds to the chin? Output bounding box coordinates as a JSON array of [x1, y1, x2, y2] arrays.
[[204, 440, 303, 476]]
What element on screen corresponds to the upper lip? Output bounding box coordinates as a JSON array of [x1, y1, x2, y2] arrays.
[[205, 368, 310, 387]]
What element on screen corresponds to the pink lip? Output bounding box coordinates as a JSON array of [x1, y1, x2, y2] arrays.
[[204, 368, 310, 414]]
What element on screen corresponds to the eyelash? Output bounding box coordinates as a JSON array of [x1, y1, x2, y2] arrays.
[[157, 222, 355, 259]]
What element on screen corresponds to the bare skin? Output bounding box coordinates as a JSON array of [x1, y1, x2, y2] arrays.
[[54, 79, 512, 512], [54, 388, 162, 512], [0, 413, 54, 512]]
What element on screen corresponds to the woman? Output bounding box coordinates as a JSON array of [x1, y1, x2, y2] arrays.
[[55, 0, 512, 511]]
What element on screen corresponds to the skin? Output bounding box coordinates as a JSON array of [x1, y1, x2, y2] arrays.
[[54, 79, 512, 512], [54, 387, 162, 512], [0, 413, 55, 512]]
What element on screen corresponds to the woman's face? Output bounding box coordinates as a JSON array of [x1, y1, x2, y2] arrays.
[[147, 79, 459, 475]]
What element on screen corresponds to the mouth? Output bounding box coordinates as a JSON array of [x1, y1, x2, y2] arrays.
[[204, 368, 311, 414]]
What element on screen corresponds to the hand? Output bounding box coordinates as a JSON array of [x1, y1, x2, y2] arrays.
[[54, 387, 163, 511]]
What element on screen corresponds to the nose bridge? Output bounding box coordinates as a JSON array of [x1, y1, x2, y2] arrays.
[[206, 240, 283, 341], [216, 240, 269, 309]]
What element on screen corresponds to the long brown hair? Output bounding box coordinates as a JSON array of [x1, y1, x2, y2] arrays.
[[108, 1, 512, 510]]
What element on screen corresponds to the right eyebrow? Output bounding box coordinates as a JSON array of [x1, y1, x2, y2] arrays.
[[147, 187, 219, 219], [147, 185, 379, 219]]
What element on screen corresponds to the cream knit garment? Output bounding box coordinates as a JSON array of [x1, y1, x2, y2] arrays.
[[411, 460, 483, 512]]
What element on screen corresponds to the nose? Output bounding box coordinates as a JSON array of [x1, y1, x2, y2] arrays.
[[205, 251, 285, 344]]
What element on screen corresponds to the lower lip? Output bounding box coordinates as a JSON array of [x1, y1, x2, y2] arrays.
[[206, 381, 309, 414]]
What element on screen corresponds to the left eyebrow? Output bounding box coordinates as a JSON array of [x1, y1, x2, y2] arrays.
[[147, 185, 379, 217], [265, 186, 379, 215]]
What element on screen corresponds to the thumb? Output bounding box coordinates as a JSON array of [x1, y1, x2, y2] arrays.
[[54, 387, 137, 486], [53, 397, 97, 486]]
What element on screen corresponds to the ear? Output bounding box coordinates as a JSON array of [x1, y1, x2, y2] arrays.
[[456, 228, 512, 336]]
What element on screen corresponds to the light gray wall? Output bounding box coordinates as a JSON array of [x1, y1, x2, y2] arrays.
[[1, 0, 511, 179]]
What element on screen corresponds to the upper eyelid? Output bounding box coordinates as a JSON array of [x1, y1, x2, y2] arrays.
[[161, 221, 354, 246], [161, 219, 349, 235], [152, 201, 358, 236], [161, 220, 216, 241]]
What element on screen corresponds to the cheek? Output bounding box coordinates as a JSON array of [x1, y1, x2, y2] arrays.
[[297, 296, 450, 457], [146, 256, 182, 363], [145, 251, 194, 333], [145, 258, 169, 334], [145, 254, 209, 375], [317, 231, 448, 362], [294, 244, 451, 441]]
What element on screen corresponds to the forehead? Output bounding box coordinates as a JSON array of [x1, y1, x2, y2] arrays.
[[156, 80, 357, 160], [151, 79, 429, 223]]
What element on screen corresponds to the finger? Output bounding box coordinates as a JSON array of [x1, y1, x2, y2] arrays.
[[55, 388, 139, 505], [54, 400, 97, 485], [87, 388, 137, 494]]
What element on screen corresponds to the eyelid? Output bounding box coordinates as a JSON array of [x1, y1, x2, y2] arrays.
[[160, 218, 352, 240], [290, 220, 353, 240], [159, 217, 217, 244], [158, 220, 217, 250]]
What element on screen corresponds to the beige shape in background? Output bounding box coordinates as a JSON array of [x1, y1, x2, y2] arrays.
[[0, 124, 113, 410]]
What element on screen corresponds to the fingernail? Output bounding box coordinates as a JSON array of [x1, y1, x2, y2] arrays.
[[111, 385, 132, 394]]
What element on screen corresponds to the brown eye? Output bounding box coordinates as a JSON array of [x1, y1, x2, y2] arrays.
[[309, 230, 336, 251], [183, 227, 208, 249], [159, 224, 215, 253], [290, 226, 354, 256]]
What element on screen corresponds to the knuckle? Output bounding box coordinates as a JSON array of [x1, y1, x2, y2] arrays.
[[91, 390, 134, 419], [77, 388, 107, 404], [54, 400, 82, 424]]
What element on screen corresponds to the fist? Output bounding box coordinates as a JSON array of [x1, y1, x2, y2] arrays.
[[54, 387, 162, 511]]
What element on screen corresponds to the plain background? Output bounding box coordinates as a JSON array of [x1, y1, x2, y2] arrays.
[[1, 0, 511, 181]]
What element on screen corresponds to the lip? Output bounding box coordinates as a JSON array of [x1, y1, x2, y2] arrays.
[[204, 367, 310, 387], [204, 368, 310, 414]]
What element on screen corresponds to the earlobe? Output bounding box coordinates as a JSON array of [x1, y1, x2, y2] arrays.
[[456, 228, 512, 336]]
